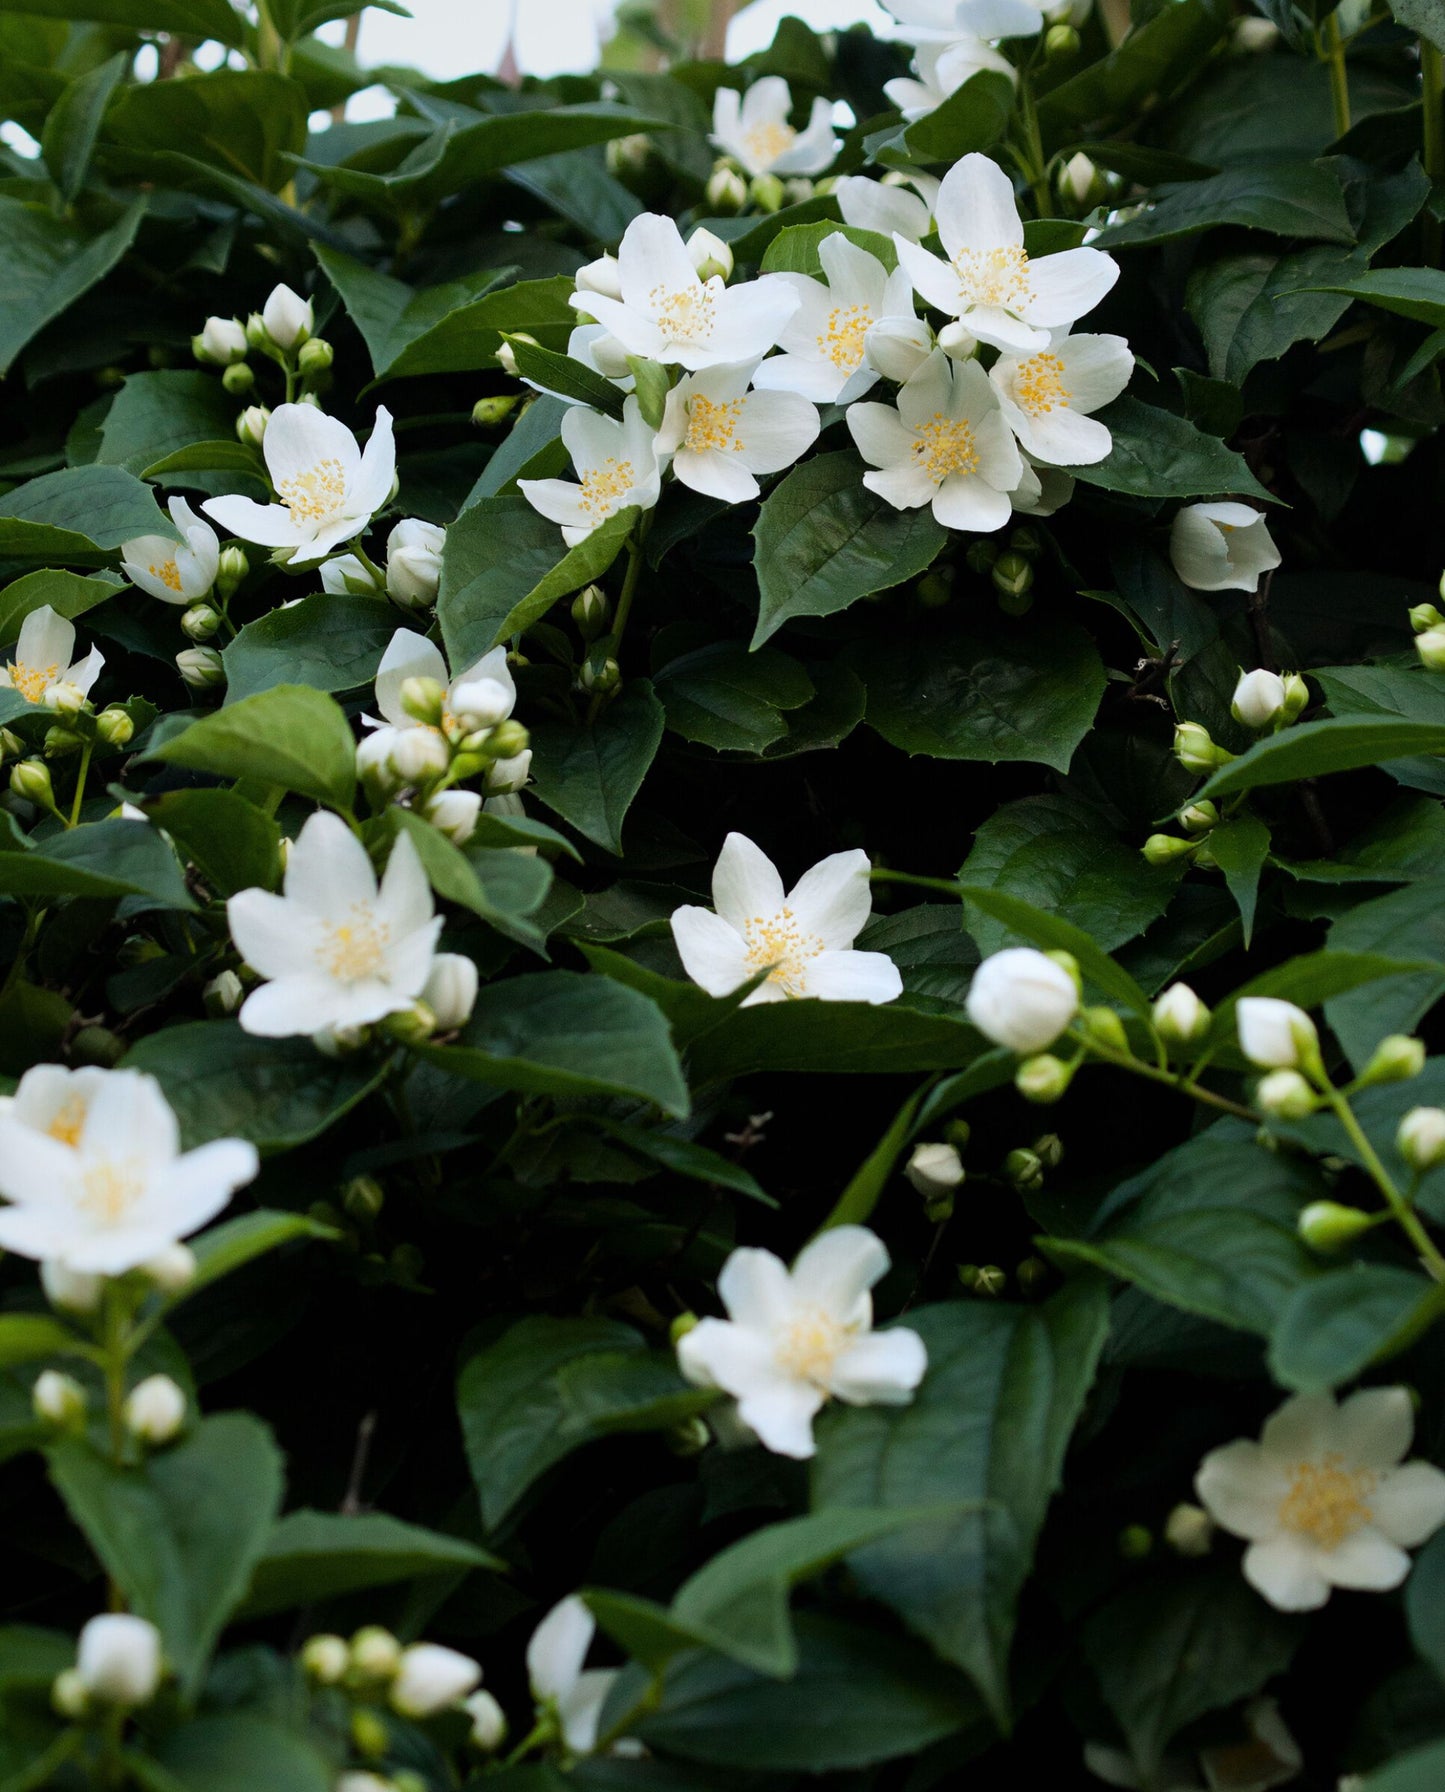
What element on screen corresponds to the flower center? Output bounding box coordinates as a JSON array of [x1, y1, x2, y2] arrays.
[[8, 660, 58, 703], [650, 282, 716, 345], [78, 1159, 145, 1225], [46, 1096, 90, 1148], [278, 457, 348, 526], [911, 413, 979, 483], [743, 904, 824, 997], [1277, 1454, 1376, 1551], [578, 457, 637, 522], [775, 1305, 849, 1383], [149, 558, 184, 593], [1012, 351, 1071, 416], [316, 905, 391, 983], [685, 394, 745, 454], [743, 120, 796, 167], [953, 243, 1033, 313], [817, 303, 871, 373]]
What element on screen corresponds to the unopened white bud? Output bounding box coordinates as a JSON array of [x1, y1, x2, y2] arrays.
[[706, 164, 748, 212], [356, 729, 402, 799], [1163, 1502, 1214, 1558], [76, 1614, 163, 1707], [386, 518, 445, 610], [350, 1627, 402, 1682], [203, 969, 244, 1016], [142, 1243, 197, 1293], [575, 254, 624, 300], [301, 1633, 349, 1684], [464, 1687, 508, 1751], [905, 1141, 964, 1197], [421, 953, 478, 1031], [1059, 151, 1100, 207], [966, 948, 1079, 1053], [687, 226, 734, 283], [484, 748, 532, 795], [399, 675, 446, 726], [1231, 667, 1287, 730], [1415, 626, 1445, 671], [1016, 1053, 1074, 1103], [176, 647, 225, 688], [1237, 998, 1319, 1071], [41, 1260, 103, 1314], [864, 315, 933, 382], [124, 1374, 187, 1444], [451, 677, 511, 730], [1153, 982, 1210, 1045], [236, 404, 270, 447], [321, 554, 382, 598], [1359, 1034, 1426, 1087], [389, 1642, 482, 1718], [43, 680, 87, 718], [195, 316, 247, 365], [33, 1370, 87, 1429], [424, 788, 481, 845], [1255, 1069, 1317, 1120], [261, 282, 313, 350], [1399, 1106, 1445, 1171], [390, 728, 451, 784], [937, 320, 979, 361]]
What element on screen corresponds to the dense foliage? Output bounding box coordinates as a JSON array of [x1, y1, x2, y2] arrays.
[[11, 1, 1445, 1787]]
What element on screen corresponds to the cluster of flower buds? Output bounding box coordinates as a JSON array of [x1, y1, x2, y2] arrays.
[[33, 1367, 187, 1446], [301, 1626, 504, 1758], [194, 283, 334, 411], [1412, 596, 1445, 670], [323, 519, 446, 613], [52, 1615, 164, 1720], [964, 525, 1045, 615]]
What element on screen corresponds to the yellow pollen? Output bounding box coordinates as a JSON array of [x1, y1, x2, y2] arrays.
[[578, 457, 636, 522], [911, 413, 980, 483], [278, 457, 347, 525], [46, 1097, 90, 1148], [1277, 1454, 1376, 1551], [817, 303, 871, 373], [954, 243, 1033, 312], [149, 559, 184, 593], [8, 660, 59, 704], [78, 1160, 144, 1225], [649, 283, 716, 344], [685, 394, 745, 455], [775, 1305, 851, 1383], [1013, 351, 1071, 416], [743, 120, 796, 167], [316, 904, 391, 983], [743, 904, 824, 998]]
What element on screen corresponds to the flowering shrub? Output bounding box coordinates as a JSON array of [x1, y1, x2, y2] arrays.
[[8, 0, 1445, 1786]]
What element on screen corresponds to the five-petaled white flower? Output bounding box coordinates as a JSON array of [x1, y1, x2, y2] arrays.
[[884, 39, 1016, 123], [1196, 1388, 1445, 1611], [1169, 501, 1281, 594], [752, 233, 919, 406], [569, 213, 798, 372], [519, 397, 661, 548], [835, 172, 939, 244], [120, 498, 220, 606], [0, 1066, 257, 1276], [204, 403, 396, 565], [711, 76, 838, 177], [847, 347, 1022, 533], [893, 153, 1117, 353], [528, 1596, 631, 1758], [678, 1225, 927, 1459], [989, 329, 1132, 466], [657, 360, 820, 502], [670, 832, 902, 1006], [369, 627, 516, 754], [227, 811, 443, 1038], [0, 606, 104, 708]]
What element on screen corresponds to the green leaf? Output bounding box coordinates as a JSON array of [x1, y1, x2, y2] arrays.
[[0, 569, 121, 649], [1197, 717, 1445, 801], [41, 52, 126, 204], [458, 1316, 710, 1529], [221, 593, 395, 703], [48, 1414, 284, 1695], [1038, 0, 1231, 134], [437, 494, 573, 666], [385, 808, 552, 952], [1298, 264, 1445, 328], [506, 336, 626, 418], [594, 1120, 770, 1204], [0, 464, 176, 565], [953, 879, 1154, 1014], [1188, 246, 1360, 385], [654, 640, 814, 753], [890, 69, 1015, 164], [0, 1314, 87, 1370], [852, 613, 1106, 773], [178, 1210, 335, 1306], [685, 1001, 986, 1085], [495, 507, 637, 644], [0, 0, 245, 44], [0, 819, 192, 910], [1208, 812, 1271, 947], [527, 680, 665, 854], [1324, 880, 1445, 1071], [1406, 1526, 1445, 1685], [1269, 1267, 1445, 1393], [1062, 397, 1274, 502], [421, 968, 687, 1116], [812, 1284, 1109, 1723], [123, 1023, 386, 1152], [104, 71, 308, 193], [1095, 161, 1353, 250], [1363, 1744, 1445, 1792], [240, 1509, 499, 1617], [0, 197, 143, 378], [96, 372, 252, 498], [469, 394, 569, 501], [751, 451, 946, 649], [153, 1715, 332, 1792], [759, 221, 896, 276], [142, 790, 281, 898], [146, 685, 358, 812]]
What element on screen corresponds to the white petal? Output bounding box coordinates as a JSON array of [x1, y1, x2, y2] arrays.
[[518, 477, 592, 533], [786, 849, 872, 948], [528, 1595, 594, 1703], [140, 1139, 258, 1240], [262, 403, 360, 494], [672, 448, 760, 503], [0, 1201, 90, 1264], [1322, 1526, 1412, 1591], [237, 976, 344, 1038], [79, 1071, 179, 1169], [1242, 1535, 1332, 1611], [670, 905, 751, 996], [559, 1668, 616, 1755], [678, 1315, 780, 1395], [931, 473, 1012, 534], [227, 889, 327, 980], [836, 176, 931, 242], [804, 949, 904, 1004], [965, 305, 1051, 354], [1372, 1462, 1445, 1547], [707, 278, 801, 364], [452, 645, 515, 715], [377, 832, 435, 939], [847, 402, 915, 470], [1337, 1386, 1415, 1468], [1008, 403, 1112, 467], [66, 647, 104, 697], [934, 152, 1024, 257], [1195, 1439, 1288, 1542], [618, 212, 702, 313], [1260, 1392, 1338, 1469], [735, 389, 820, 475], [717, 1248, 795, 1330], [0, 1118, 83, 1207], [711, 832, 785, 930], [790, 1224, 888, 1318], [772, 97, 838, 176], [1024, 248, 1120, 330], [374, 629, 448, 727], [566, 291, 667, 362], [1056, 332, 1134, 413], [202, 495, 307, 548], [736, 1378, 826, 1458], [864, 464, 938, 511], [893, 236, 964, 317], [285, 812, 379, 916], [16, 605, 76, 673], [740, 75, 790, 131], [828, 1327, 928, 1403], [349, 406, 396, 516]]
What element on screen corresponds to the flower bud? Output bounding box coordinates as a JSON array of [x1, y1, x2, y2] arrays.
[[1417, 626, 1445, 671], [1231, 667, 1287, 730], [938, 320, 980, 361], [1358, 1034, 1426, 1087], [1142, 833, 1196, 866], [424, 788, 481, 845], [1233, 14, 1278, 48], [464, 1687, 508, 1752], [905, 1141, 964, 1198], [916, 569, 952, 609], [670, 1309, 699, 1346], [575, 253, 623, 300], [1255, 1068, 1317, 1120], [606, 131, 650, 174], [221, 361, 255, 397], [1174, 721, 1233, 773], [203, 968, 244, 1017], [52, 1667, 89, 1720], [297, 337, 333, 378], [399, 675, 446, 727], [176, 646, 224, 688], [749, 172, 785, 213], [386, 518, 445, 609], [451, 677, 512, 731], [44, 724, 83, 759], [214, 544, 249, 598], [95, 707, 135, 747], [390, 728, 451, 784], [33, 1370, 87, 1430], [1016, 1053, 1074, 1103], [181, 603, 221, 643], [350, 1710, 391, 1761], [43, 679, 87, 718], [572, 583, 610, 640], [1280, 672, 1309, 721], [706, 163, 748, 212], [41, 1261, 103, 1314], [1118, 1524, 1153, 1560], [1002, 1147, 1043, 1188], [236, 404, 271, 447], [76, 1614, 163, 1707], [1058, 150, 1102, 207], [389, 1643, 482, 1718], [1153, 982, 1210, 1045], [1180, 800, 1219, 834], [0, 726, 19, 760], [864, 315, 933, 382], [495, 330, 540, 377], [991, 551, 1033, 601], [687, 226, 734, 284], [1081, 1005, 1130, 1054], [262, 282, 313, 350], [380, 999, 437, 1046], [1016, 1255, 1050, 1293], [124, 1374, 187, 1445], [1399, 1105, 1445, 1171], [962, 1263, 1007, 1297], [1163, 1502, 1214, 1558], [783, 177, 815, 206], [194, 316, 247, 366], [350, 1626, 402, 1684], [302, 1633, 350, 1684], [472, 394, 519, 427], [342, 1175, 385, 1225], [581, 654, 621, 695], [484, 748, 531, 795], [1237, 997, 1319, 1071], [1044, 21, 1081, 58], [421, 953, 478, 1031], [356, 729, 402, 802], [142, 1243, 197, 1293], [966, 947, 1079, 1053], [1410, 603, 1444, 634], [10, 758, 54, 806], [1298, 1200, 1374, 1252]]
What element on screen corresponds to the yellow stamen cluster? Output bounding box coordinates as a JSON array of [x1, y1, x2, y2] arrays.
[[651, 283, 716, 344], [8, 660, 59, 703], [46, 1098, 91, 1149], [911, 414, 980, 484], [1278, 1454, 1376, 1550], [743, 904, 823, 997], [743, 120, 796, 167], [1012, 351, 1071, 417], [149, 559, 184, 593], [316, 905, 391, 983], [954, 244, 1032, 312], [279, 457, 347, 524], [685, 394, 745, 454], [774, 1306, 850, 1383], [79, 1161, 145, 1224], [818, 303, 871, 373], [578, 457, 637, 522]]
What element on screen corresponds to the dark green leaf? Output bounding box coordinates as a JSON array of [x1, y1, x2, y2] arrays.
[[146, 685, 358, 812], [654, 641, 813, 753], [221, 592, 394, 703], [0, 464, 176, 564], [1208, 812, 1271, 946], [1062, 397, 1274, 502], [527, 680, 665, 854], [0, 819, 192, 909], [0, 197, 143, 378], [143, 790, 281, 898], [1198, 718, 1445, 801], [41, 52, 126, 204], [241, 1509, 498, 1617], [153, 1715, 331, 1792], [1268, 1267, 1445, 1393], [1096, 161, 1353, 250]]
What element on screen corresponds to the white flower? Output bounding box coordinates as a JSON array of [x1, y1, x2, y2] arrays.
[[678, 1225, 927, 1458], [885, 0, 1046, 34], [196, 315, 247, 364], [370, 627, 515, 754], [33, 1369, 86, 1427], [464, 1687, 508, 1751], [670, 832, 902, 1006], [835, 172, 940, 244], [905, 1141, 964, 1196], [565, 322, 634, 384], [226, 811, 443, 1037], [0, 1067, 256, 1277], [3, 1062, 110, 1149], [1169, 501, 1281, 594], [320, 553, 381, 597], [1196, 1389, 1445, 1611], [989, 329, 1132, 466], [884, 39, 1017, 123], [422, 953, 478, 1031], [121, 497, 221, 606], [575, 254, 623, 301], [124, 1374, 187, 1444], [711, 77, 838, 177], [752, 233, 918, 406], [261, 282, 313, 349], [519, 397, 661, 547], [1232, 668, 1287, 729], [0, 606, 104, 708], [203, 403, 396, 565], [528, 1595, 623, 1757], [76, 1614, 163, 1707], [893, 153, 1117, 353], [386, 517, 446, 609], [425, 788, 483, 845], [1236, 997, 1318, 1070], [390, 1643, 482, 1718], [965, 947, 1079, 1052], [568, 213, 799, 372], [847, 348, 1022, 533], [656, 360, 819, 502]]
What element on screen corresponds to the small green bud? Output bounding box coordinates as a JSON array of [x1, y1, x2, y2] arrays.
[[95, 707, 134, 747], [297, 336, 333, 377], [1082, 1006, 1130, 1053], [350, 1627, 402, 1685], [69, 1024, 125, 1067], [472, 393, 520, 427], [33, 1369, 87, 1431], [1174, 721, 1234, 774], [486, 718, 529, 759], [1143, 832, 1197, 866], [202, 969, 244, 1017], [181, 604, 221, 642], [221, 361, 255, 397], [1016, 1255, 1050, 1294], [176, 646, 224, 688], [1045, 949, 1082, 993], [11, 758, 55, 803], [669, 1310, 699, 1346], [749, 172, 785, 213], [1398, 1105, 1445, 1170], [1118, 1523, 1153, 1560], [706, 163, 748, 213], [51, 1667, 89, 1720], [961, 1263, 1007, 1297], [606, 132, 650, 175], [666, 1415, 712, 1457], [1255, 1068, 1317, 1120], [944, 1118, 972, 1150], [399, 674, 446, 726], [1002, 1146, 1043, 1187], [916, 568, 953, 608], [350, 1707, 391, 1759], [572, 583, 610, 640], [301, 1634, 349, 1685], [1164, 1502, 1214, 1558], [236, 404, 270, 447], [244, 312, 270, 352], [580, 655, 621, 695], [216, 544, 249, 597], [1298, 1200, 1374, 1252], [342, 1175, 385, 1222], [0, 727, 20, 760], [1016, 1053, 1074, 1103], [1009, 525, 1043, 558], [1358, 1034, 1426, 1087], [992, 551, 1033, 599], [1033, 1132, 1064, 1169], [1280, 671, 1310, 722], [1044, 21, 1081, 58], [1410, 603, 1444, 634], [44, 724, 83, 759], [965, 539, 999, 575], [379, 1000, 436, 1046], [1180, 800, 1219, 833]]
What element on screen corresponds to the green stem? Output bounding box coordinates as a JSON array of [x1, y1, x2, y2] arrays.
[[1321, 11, 1351, 138], [1015, 74, 1051, 216], [351, 541, 387, 589], [1073, 1032, 1260, 1122], [1423, 41, 1444, 264], [587, 511, 652, 721], [1321, 1084, 1445, 1280], [67, 740, 94, 829], [102, 1288, 129, 1470]]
